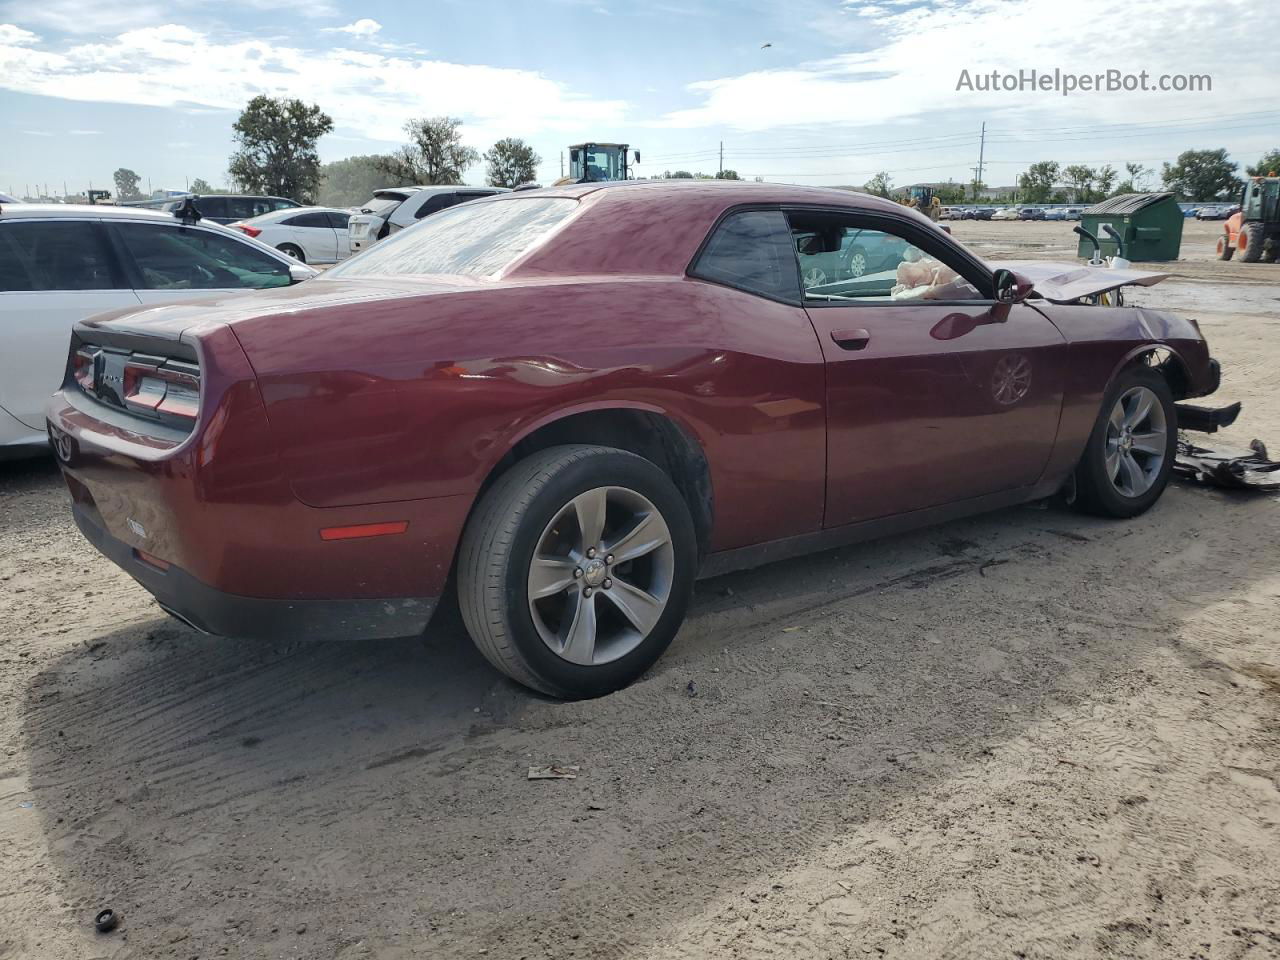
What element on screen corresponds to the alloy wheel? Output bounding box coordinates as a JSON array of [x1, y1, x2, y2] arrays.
[[527, 486, 675, 666], [802, 266, 827, 288], [1104, 385, 1167, 498]]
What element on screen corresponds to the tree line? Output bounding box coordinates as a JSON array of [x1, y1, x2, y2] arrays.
[[863, 148, 1280, 206], [109, 96, 543, 206], [108, 93, 1280, 208]]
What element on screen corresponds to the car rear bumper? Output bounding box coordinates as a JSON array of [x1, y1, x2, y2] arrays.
[[72, 500, 438, 641]]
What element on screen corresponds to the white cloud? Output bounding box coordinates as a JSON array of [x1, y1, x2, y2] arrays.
[[0, 24, 629, 144], [0, 0, 332, 34], [0, 22, 36, 44], [659, 0, 1267, 133], [324, 18, 382, 37]]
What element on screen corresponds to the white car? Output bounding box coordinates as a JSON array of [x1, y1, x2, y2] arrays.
[[228, 206, 354, 264], [991, 207, 1020, 220], [0, 203, 317, 455], [347, 185, 510, 253], [0, 192, 18, 203]]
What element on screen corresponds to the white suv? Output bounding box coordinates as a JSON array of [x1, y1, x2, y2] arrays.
[[348, 186, 510, 253], [0, 203, 317, 456]]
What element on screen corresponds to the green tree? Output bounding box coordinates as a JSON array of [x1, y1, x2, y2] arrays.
[[1161, 149, 1241, 201], [715, 169, 741, 180], [228, 95, 333, 202], [1094, 164, 1117, 200], [934, 180, 967, 204], [1061, 164, 1097, 203], [865, 171, 893, 198], [379, 117, 479, 185], [483, 138, 541, 188], [316, 155, 393, 207], [1114, 162, 1151, 196], [1018, 161, 1059, 203], [189, 177, 216, 194], [1246, 149, 1280, 177], [113, 167, 143, 201], [663, 170, 695, 179]]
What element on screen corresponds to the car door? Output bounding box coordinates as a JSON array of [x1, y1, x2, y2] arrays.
[[108, 220, 294, 307], [281, 211, 337, 262], [0, 219, 139, 429], [788, 207, 1067, 527], [327, 212, 352, 258]]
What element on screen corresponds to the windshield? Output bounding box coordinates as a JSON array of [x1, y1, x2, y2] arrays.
[[328, 196, 577, 279]]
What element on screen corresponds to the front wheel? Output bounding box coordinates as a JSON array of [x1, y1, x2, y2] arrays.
[[1216, 235, 1234, 261], [1072, 367, 1176, 518], [457, 445, 697, 699]]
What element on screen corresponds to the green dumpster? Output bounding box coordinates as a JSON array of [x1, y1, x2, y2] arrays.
[[1078, 192, 1184, 262]]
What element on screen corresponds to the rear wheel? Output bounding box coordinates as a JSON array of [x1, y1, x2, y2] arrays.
[[1239, 223, 1263, 263], [457, 445, 697, 699], [277, 243, 305, 263], [1073, 367, 1176, 518]]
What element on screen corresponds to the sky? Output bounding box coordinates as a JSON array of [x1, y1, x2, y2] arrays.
[[1, 0, 1277, 197]]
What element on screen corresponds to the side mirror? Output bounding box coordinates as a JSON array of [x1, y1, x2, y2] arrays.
[[288, 263, 313, 284], [993, 268, 1033, 304], [633, 150, 641, 164]]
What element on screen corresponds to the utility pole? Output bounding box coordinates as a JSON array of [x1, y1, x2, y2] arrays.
[[560, 152, 564, 179], [972, 121, 986, 200], [718, 141, 723, 177]]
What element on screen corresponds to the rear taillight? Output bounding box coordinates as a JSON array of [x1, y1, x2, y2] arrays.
[[121, 360, 201, 423], [73, 348, 97, 391], [233, 223, 262, 238]]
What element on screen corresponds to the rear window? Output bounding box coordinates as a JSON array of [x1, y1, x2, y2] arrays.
[[361, 193, 411, 217], [328, 197, 578, 279]]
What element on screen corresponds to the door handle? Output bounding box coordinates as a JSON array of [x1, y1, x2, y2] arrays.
[[830, 328, 871, 351]]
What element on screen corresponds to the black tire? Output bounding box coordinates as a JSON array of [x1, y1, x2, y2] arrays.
[[457, 445, 697, 699], [1216, 235, 1234, 261], [1239, 223, 1263, 263], [1073, 366, 1177, 518], [277, 243, 305, 263]]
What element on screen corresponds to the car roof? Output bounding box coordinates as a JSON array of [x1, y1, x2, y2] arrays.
[[239, 205, 352, 223], [480, 177, 916, 216], [375, 185, 511, 198], [0, 202, 216, 222]]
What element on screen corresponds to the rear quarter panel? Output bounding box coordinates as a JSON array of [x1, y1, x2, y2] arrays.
[[230, 276, 829, 552]]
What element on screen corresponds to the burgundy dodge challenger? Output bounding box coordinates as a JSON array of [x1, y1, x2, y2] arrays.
[[47, 181, 1221, 698]]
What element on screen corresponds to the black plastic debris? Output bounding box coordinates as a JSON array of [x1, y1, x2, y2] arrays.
[[1174, 438, 1280, 492]]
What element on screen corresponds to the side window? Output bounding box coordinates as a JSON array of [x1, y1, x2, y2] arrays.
[[0, 221, 122, 291], [113, 223, 291, 290], [192, 197, 228, 221], [416, 193, 462, 219], [223, 197, 262, 221], [284, 212, 332, 228], [788, 212, 983, 303], [270, 198, 298, 212], [690, 209, 800, 301], [326, 212, 351, 229]]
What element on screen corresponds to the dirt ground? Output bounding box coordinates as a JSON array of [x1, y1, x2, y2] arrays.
[[1, 218, 1278, 960]]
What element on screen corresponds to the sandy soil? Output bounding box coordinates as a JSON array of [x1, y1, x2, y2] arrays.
[[2, 219, 1278, 959]]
